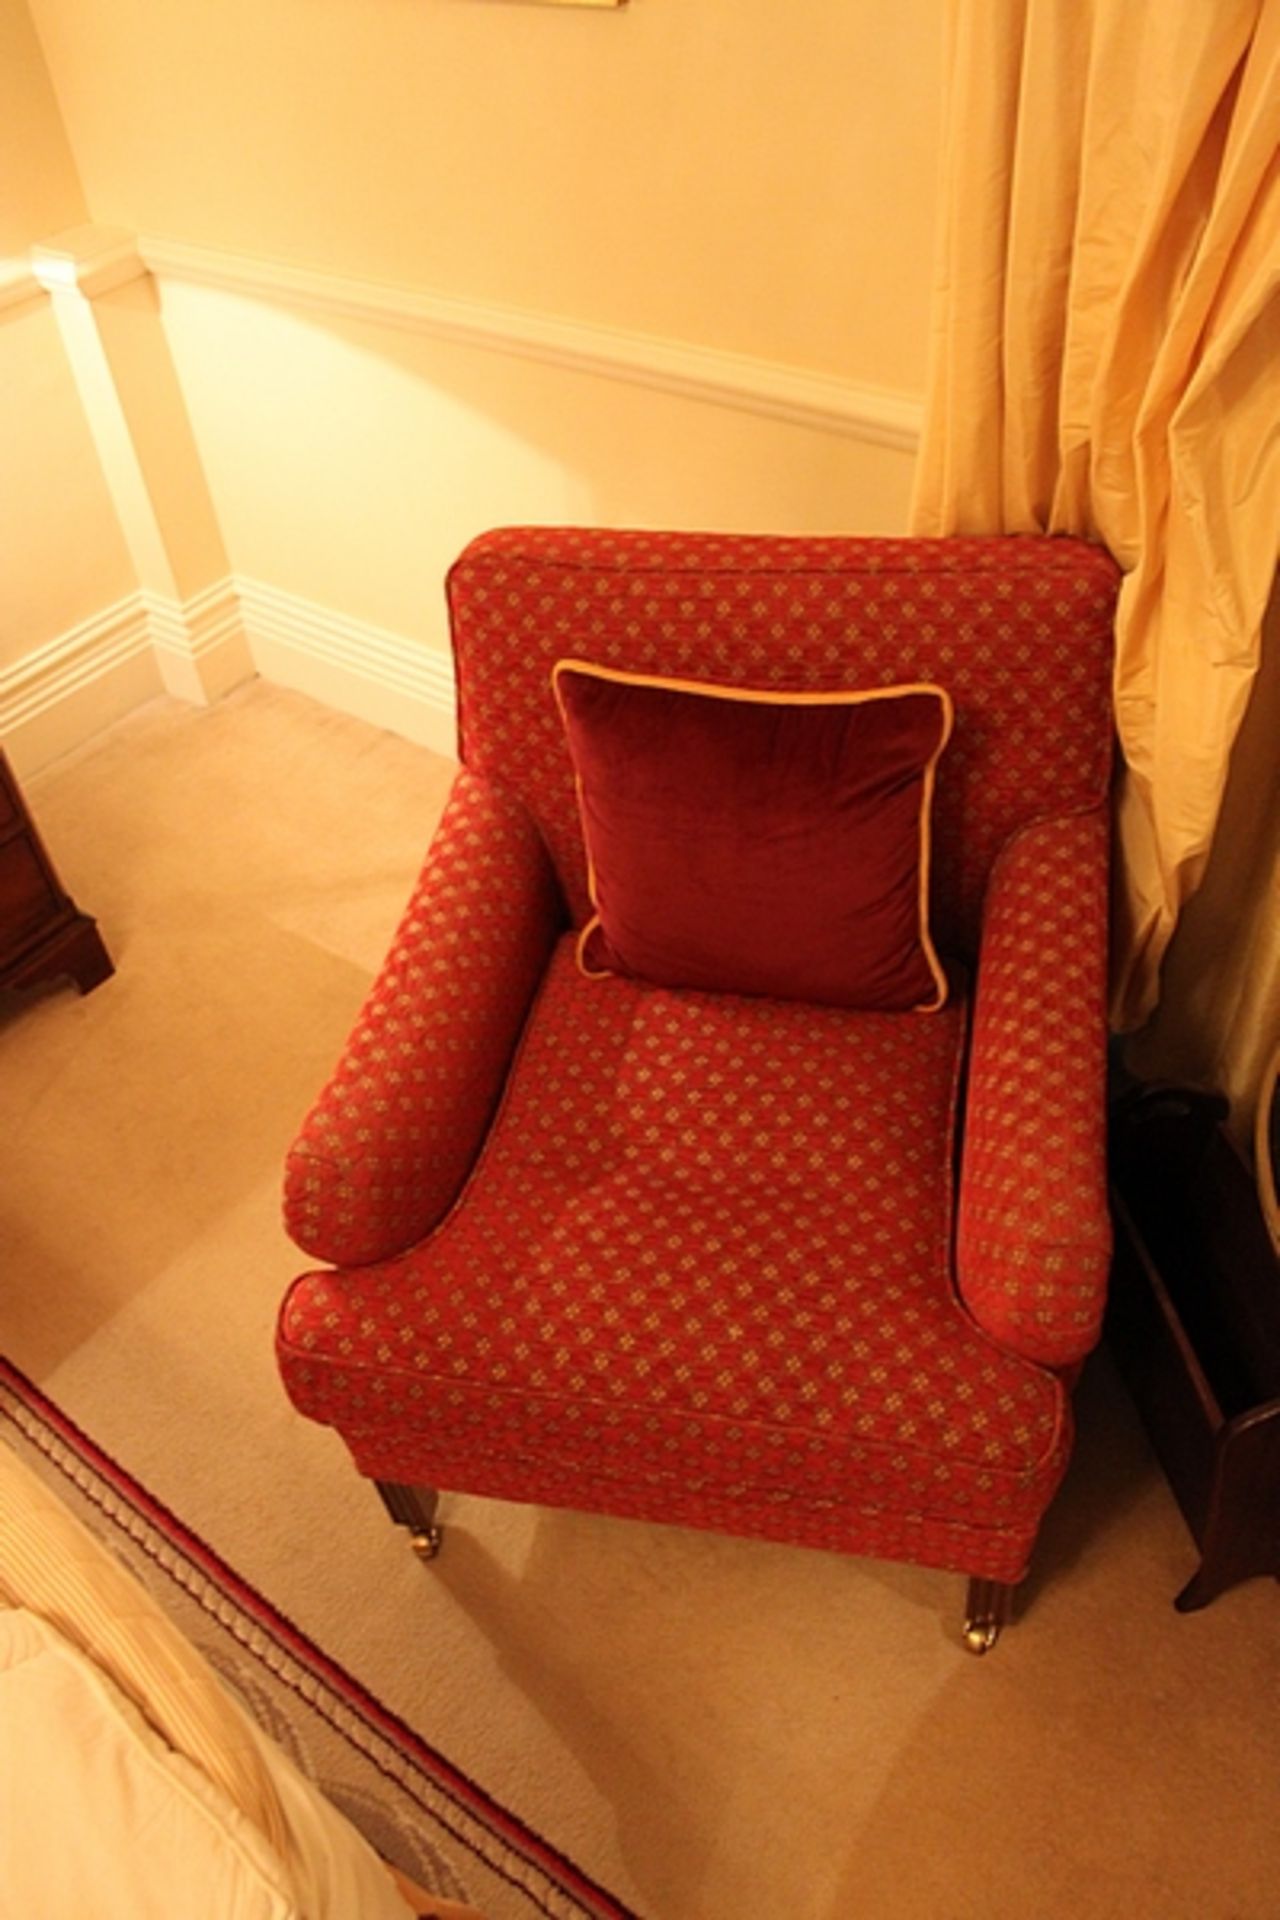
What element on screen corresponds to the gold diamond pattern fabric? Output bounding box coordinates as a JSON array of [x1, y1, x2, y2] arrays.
[[278, 941, 1069, 1582], [282, 768, 564, 1268], [276, 528, 1119, 1590], [446, 528, 1118, 958], [957, 808, 1114, 1367]]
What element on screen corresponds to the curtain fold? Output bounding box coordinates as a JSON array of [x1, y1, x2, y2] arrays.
[[912, 0, 1280, 1058]]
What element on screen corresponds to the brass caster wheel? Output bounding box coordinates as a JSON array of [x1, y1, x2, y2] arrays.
[[961, 1576, 1011, 1654], [410, 1525, 443, 1562], [962, 1616, 1001, 1656]]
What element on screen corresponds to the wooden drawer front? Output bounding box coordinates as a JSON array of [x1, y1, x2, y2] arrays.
[[0, 834, 64, 952]]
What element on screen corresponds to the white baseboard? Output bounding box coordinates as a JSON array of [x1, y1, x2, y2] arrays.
[[1, 581, 255, 777], [0, 596, 162, 778], [236, 577, 457, 760], [145, 578, 254, 705], [1, 576, 458, 775]]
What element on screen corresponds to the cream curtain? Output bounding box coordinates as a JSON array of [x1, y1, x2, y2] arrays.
[[911, 0, 1280, 1091]]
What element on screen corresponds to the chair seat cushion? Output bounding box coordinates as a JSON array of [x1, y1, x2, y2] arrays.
[[278, 939, 1068, 1572]]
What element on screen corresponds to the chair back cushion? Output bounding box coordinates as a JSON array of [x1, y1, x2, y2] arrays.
[[446, 529, 1119, 957]]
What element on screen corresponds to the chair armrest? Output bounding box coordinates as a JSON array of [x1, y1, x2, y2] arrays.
[[283, 767, 563, 1266], [957, 808, 1112, 1369]]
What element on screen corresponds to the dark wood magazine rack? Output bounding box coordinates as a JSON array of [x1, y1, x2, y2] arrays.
[[1107, 1080, 1280, 1612]]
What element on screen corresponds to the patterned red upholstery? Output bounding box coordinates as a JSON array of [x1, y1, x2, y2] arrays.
[[280, 941, 1068, 1582], [957, 809, 1114, 1368], [276, 529, 1119, 1595], [446, 528, 1117, 956], [283, 769, 563, 1268]]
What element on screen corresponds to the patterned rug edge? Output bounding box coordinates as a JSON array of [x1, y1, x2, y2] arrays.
[[0, 1356, 639, 1920]]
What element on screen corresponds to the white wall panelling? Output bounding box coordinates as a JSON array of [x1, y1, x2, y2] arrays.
[[29, 226, 254, 712]]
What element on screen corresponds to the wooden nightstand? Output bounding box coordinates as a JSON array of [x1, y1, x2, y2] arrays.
[[0, 747, 113, 998], [1107, 1081, 1280, 1612]]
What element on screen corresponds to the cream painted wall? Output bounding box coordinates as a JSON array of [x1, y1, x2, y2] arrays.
[[0, 0, 136, 682], [0, 301, 138, 670], [157, 282, 917, 652], [27, 0, 943, 391], [15, 0, 944, 758], [0, 0, 85, 254]]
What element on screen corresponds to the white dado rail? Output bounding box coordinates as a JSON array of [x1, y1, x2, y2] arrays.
[[0, 262, 45, 316], [138, 235, 925, 452], [4, 223, 924, 774]]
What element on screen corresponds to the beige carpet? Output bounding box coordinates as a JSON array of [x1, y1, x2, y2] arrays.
[[3, 681, 1278, 1920]]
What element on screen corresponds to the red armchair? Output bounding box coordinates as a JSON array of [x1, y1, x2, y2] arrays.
[[276, 529, 1119, 1651]]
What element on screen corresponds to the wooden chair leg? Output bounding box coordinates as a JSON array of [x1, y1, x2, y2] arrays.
[[962, 1576, 1014, 1655], [375, 1480, 443, 1561]]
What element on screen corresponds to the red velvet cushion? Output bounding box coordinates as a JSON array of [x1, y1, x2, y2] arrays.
[[553, 661, 953, 1011]]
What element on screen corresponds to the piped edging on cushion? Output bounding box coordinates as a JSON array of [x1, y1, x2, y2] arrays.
[[552, 660, 951, 1013]]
